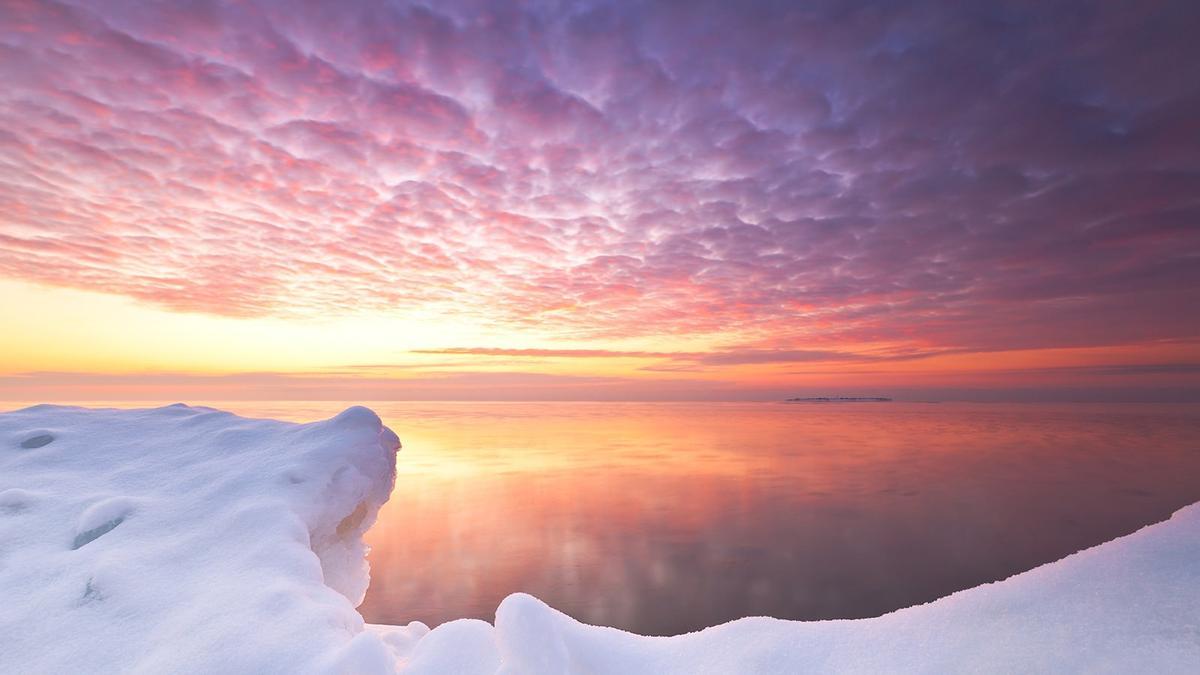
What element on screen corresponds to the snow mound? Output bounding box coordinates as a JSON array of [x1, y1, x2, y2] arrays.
[[0, 404, 400, 673], [2, 404, 1198, 673]]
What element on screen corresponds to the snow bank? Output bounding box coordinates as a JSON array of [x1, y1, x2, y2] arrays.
[[2, 404, 1197, 673], [0, 404, 403, 673]]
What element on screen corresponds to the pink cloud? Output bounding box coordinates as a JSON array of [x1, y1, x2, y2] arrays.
[[0, 0, 1196, 361]]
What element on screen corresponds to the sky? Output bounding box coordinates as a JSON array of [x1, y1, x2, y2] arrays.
[[0, 0, 1198, 401]]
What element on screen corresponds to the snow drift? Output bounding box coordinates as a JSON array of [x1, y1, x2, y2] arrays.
[[1, 404, 1197, 674], [0, 404, 402, 673]]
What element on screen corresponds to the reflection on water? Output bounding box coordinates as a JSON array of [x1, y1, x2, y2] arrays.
[[19, 400, 1200, 634]]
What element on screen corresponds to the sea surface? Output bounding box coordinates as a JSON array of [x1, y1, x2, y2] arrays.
[[15, 400, 1200, 634]]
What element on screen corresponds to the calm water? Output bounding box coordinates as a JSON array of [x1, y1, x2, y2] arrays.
[[15, 400, 1200, 634]]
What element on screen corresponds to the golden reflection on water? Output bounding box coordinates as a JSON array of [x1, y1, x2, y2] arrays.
[[348, 402, 1200, 634]]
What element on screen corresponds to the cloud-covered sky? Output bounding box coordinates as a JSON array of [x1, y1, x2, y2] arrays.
[[1, 0, 1197, 399]]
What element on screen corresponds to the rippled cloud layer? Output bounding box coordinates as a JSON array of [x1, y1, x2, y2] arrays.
[[2, 0, 1198, 356]]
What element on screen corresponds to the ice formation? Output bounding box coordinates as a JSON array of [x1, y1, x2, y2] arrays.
[[1, 404, 1197, 673]]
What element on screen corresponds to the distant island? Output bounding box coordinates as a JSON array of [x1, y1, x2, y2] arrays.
[[785, 397, 893, 402]]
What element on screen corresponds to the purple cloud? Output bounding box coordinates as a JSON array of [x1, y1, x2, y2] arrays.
[[0, 0, 1196, 358]]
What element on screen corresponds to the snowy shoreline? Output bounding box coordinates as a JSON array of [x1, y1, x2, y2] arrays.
[[2, 404, 1197, 673]]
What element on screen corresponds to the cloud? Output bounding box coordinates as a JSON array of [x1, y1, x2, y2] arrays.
[[999, 363, 1200, 377], [697, 350, 863, 366], [0, 0, 1197, 358], [411, 347, 692, 359], [411, 345, 957, 366]]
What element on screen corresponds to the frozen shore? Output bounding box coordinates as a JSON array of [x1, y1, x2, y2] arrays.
[[1, 404, 1197, 673]]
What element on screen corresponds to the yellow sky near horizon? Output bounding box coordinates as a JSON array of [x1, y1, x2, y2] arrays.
[[2, 277, 1197, 401]]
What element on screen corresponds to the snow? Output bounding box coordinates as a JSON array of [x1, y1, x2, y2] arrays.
[[0, 403, 401, 673], [2, 404, 1198, 673]]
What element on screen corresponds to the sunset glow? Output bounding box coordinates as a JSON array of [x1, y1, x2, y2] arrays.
[[2, 1, 1197, 400]]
